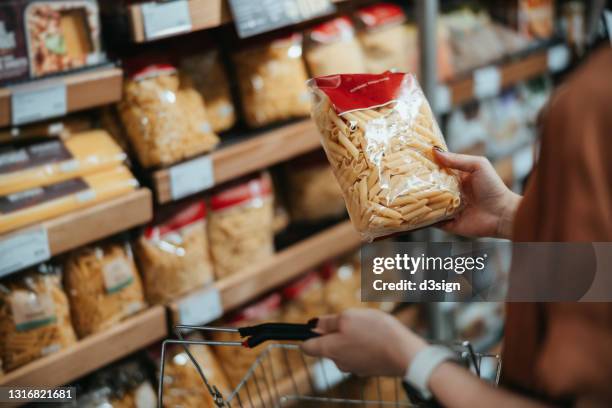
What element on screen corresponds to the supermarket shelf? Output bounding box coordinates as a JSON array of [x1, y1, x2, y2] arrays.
[[0, 189, 153, 277], [153, 119, 320, 204], [0, 306, 167, 388], [128, 0, 231, 42], [448, 48, 549, 107], [170, 220, 362, 324], [0, 66, 123, 127]]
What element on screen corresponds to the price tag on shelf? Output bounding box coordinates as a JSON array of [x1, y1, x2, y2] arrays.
[[433, 84, 452, 114], [11, 82, 66, 126], [0, 226, 50, 277], [547, 44, 571, 73], [178, 286, 223, 326], [312, 358, 346, 392], [141, 0, 192, 41], [229, 0, 335, 38], [473, 66, 501, 100], [169, 155, 214, 200]]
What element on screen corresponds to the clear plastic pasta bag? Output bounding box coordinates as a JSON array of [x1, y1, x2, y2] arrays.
[[309, 72, 461, 241]]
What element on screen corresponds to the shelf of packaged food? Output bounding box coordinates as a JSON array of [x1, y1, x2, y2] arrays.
[[153, 119, 321, 204], [0, 306, 167, 389], [0, 66, 123, 128], [0, 189, 153, 278], [447, 48, 549, 107], [169, 220, 361, 324]]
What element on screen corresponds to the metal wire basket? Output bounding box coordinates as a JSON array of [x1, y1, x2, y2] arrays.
[[158, 324, 501, 408]]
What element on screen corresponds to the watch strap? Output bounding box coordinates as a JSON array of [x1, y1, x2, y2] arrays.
[[404, 345, 459, 400]]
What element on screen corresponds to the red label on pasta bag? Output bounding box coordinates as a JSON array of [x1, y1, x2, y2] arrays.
[[282, 271, 321, 300], [312, 72, 411, 114], [144, 201, 206, 239], [357, 3, 406, 28], [229, 293, 281, 324], [210, 174, 272, 211], [310, 17, 355, 44]]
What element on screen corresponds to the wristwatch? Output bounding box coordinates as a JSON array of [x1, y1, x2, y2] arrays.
[[403, 345, 459, 401]]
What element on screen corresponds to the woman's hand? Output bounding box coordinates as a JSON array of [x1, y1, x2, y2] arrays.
[[433, 149, 521, 239], [301, 309, 427, 377]]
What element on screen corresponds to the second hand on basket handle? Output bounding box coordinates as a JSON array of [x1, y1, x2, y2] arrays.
[[239, 319, 321, 348]]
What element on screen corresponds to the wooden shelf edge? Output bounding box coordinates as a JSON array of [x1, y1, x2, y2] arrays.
[[0, 306, 167, 388], [170, 220, 361, 323], [154, 120, 321, 204], [0, 66, 123, 127], [45, 188, 153, 255]]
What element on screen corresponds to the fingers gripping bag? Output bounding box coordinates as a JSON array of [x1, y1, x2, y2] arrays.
[[308, 72, 461, 241]]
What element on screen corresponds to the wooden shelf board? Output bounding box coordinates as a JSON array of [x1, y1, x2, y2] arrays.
[[170, 220, 361, 323], [449, 49, 549, 106], [153, 119, 321, 204], [0, 306, 167, 388], [0, 66, 123, 127]]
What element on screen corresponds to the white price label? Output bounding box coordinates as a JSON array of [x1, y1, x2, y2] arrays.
[[11, 82, 66, 126], [169, 155, 214, 200], [434, 84, 452, 114], [141, 0, 192, 40], [547, 44, 571, 73], [178, 286, 223, 326], [312, 358, 346, 392], [473, 66, 501, 100], [0, 226, 50, 277]]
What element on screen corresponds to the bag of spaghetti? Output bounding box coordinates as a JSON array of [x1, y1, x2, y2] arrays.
[[0, 264, 76, 372], [355, 3, 412, 73], [285, 150, 346, 222], [135, 201, 214, 304], [304, 17, 367, 77], [208, 173, 274, 280], [180, 50, 236, 133], [308, 72, 461, 241], [64, 239, 146, 338], [118, 63, 219, 168], [232, 33, 310, 127], [211, 293, 283, 387]]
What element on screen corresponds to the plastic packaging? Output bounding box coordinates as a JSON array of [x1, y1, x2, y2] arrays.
[[309, 72, 461, 241], [211, 293, 283, 386], [0, 130, 127, 196], [304, 17, 367, 77], [232, 34, 310, 127], [321, 261, 361, 313], [118, 64, 219, 168], [0, 263, 77, 372], [181, 50, 236, 133], [208, 174, 274, 279], [285, 151, 346, 222], [135, 201, 214, 304], [281, 271, 327, 323], [0, 165, 139, 234], [160, 338, 231, 408], [64, 240, 146, 338], [356, 3, 412, 73]]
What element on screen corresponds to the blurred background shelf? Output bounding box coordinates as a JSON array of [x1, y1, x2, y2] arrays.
[[0, 66, 123, 127], [0, 306, 167, 388], [152, 120, 321, 203], [170, 220, 361, 324]]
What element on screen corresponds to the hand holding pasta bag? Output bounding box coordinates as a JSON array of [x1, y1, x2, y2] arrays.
[[308, 72, 461, 241]]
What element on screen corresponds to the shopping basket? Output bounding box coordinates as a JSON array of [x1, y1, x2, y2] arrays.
[[158, 322, 501, 407]]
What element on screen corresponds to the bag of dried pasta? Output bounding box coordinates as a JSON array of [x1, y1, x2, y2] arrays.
[[285, 150, 346, 222], [135, 201, 214, 304], [159, 337, 231, 408], [308, 72, 461, 241], [208, 173, 274, 279], [181, 50, 236, 133], [64, 240, 146, 338], [356, 3, 413, 73], [211, 293, 283, 387], [304, 17, 367, 76], [320, 262, 361, 313], [0, 264, 77, 372], [232, 34, 310, 127], [281, 271, 327, 323], [118, 64, 219, 168]]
